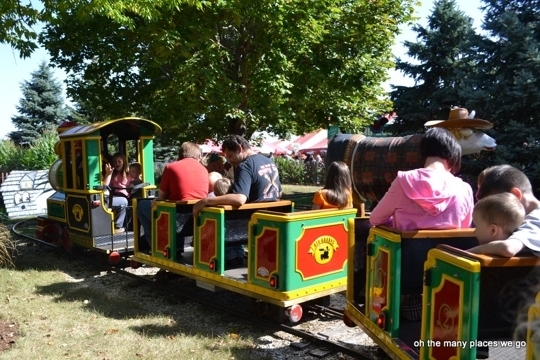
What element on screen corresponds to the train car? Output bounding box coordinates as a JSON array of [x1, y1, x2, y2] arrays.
[[130, 198, 357, 322], [343, 222, 540, 359], [35, 117, 161, 262]]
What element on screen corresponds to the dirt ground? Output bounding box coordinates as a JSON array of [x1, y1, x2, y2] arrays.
[[0, 319, 18, 353]]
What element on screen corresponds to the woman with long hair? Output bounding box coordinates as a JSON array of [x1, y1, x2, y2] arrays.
[[312, 161, 353, 210], [103, 152, 132, 233]]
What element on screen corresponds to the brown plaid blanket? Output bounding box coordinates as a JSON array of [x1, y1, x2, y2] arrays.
[[329, 134, 424, 203]]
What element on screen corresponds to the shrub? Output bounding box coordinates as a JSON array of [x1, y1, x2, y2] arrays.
[[0, 130, 58, 172], [273, 157, 305, 184], [0, 223, 15, 268]]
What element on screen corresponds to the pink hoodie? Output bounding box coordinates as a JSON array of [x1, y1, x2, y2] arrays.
[[369, 168, 473, 230]]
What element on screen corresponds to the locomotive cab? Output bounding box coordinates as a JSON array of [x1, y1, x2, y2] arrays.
[[36, 117, 161, 253]]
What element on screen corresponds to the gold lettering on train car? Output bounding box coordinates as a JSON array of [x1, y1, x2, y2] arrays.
[[308, 236, 338, 264], [72, 204, 84, 222], [436, 303, 455, 333]]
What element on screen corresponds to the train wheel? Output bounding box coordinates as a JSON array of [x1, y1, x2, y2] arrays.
[[155, 270, 169, 285], [252, 299, 270, 318], [285, 304, 303, 323], [42, 223, 62, 244], [61, 227, 72, 250], [108, 251, 121, 265], [343, 313, 356, 328]]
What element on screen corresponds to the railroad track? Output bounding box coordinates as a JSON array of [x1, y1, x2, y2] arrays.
[[12, 218, 376, 360]]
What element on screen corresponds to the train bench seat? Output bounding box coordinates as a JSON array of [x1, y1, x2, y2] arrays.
[[214, 201, 294, 245], [174, 201, 197, 237], [369, 226, 479, 294], [436, 244, 540, 339]]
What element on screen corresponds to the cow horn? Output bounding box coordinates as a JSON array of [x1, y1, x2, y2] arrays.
[[468, 110, 476, 119]]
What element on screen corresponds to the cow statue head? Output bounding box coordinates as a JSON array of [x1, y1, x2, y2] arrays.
[[424, 108, 497, 155]]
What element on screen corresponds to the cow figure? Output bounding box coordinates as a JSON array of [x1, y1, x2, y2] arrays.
[[327, 108, 497, 215]]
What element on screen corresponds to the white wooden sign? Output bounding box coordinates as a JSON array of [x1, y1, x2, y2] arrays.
[[0, 170, 54, 219]]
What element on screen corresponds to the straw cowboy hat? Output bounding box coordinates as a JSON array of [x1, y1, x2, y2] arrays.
[[424, 108, 493, 129]]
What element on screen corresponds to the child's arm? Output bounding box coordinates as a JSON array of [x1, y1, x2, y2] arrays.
[[467, 238, 525, 257]]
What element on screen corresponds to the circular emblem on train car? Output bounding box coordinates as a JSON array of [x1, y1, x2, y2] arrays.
[[257, 267, 270, 277], [308, 236, 339, 264], [72, 204, 84, 222]]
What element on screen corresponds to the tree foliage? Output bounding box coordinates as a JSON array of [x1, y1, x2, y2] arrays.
[[389, 0, 482, 134], [9, 61, 69, 146], [0, 0, 40, 58], [39, 0, 415, 144], [390, 0, 540, 193], [472, 0, 540, 192]]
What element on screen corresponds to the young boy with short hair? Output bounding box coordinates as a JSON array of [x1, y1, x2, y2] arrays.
[[472, 193, 525, 245], [128, 162, 143, 186], [468, 165, 540, 256], [213, 178, 232, 196], [128, 162, 144, 198], [208, 171, 223, 198]]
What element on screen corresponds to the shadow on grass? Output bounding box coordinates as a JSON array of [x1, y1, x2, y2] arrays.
[[15, 241, 285, 353]]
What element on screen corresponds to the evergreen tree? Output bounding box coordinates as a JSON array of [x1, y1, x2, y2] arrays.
[[472, 0, 540, 192], [389, 0, 482, 134], [9, 61, 69, 145]]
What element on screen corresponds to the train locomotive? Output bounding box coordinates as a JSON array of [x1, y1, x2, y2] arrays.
[[35, 117, 161, 262], [35, 117, 357, 323]]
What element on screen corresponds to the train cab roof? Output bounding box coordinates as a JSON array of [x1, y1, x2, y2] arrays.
[[58, 117, 162, 139]]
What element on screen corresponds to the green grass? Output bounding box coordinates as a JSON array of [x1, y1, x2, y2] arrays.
[[0, 241, 275, 360], [281, 184, 321, 209]]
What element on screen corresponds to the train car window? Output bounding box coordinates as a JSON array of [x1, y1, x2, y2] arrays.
[[125, 139, 139, 165], [63, 141, 74, 189], [106, 134, 120, 157]]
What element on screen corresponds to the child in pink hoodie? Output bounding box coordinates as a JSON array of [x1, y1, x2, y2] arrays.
[[368, 127, 474, 322], [370, 127, 473, 230]]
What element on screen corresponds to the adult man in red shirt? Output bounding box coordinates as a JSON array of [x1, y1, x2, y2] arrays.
[[137, 142, 208, 249]]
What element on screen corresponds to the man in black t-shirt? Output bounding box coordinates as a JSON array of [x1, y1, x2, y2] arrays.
[[193, 135, 282, 213], [193, 135, 282, 263]]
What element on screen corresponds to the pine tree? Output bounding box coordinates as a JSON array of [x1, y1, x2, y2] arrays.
[[389, 0, 482, 134], [9, 61, 69, 145], [472, 0, 540, 192]]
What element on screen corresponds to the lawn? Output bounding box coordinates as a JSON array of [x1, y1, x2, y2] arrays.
[[281, 184, 320, 209]]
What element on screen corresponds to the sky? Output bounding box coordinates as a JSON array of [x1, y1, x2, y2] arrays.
[[0, 0, 484, 140]]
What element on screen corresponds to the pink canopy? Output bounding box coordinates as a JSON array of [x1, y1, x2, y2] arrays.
[[289, 129, 328, 152], [198, 140, 221, 153]]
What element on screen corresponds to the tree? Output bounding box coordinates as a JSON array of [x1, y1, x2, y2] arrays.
[[9, 61, 70, 145], [471, 0, 540, 192], [0, 0, 40, 58], [388, 0, 482, 134], [40, 0, 415, 144]]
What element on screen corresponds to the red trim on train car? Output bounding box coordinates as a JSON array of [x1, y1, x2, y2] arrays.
[[431, 278, 461, 359], [295, 223, 347, 280], [255, 228, 278, 280], [156, 213, 170, 252], [200, 219, 217, 263]]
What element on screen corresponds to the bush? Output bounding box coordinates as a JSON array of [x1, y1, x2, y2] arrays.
[[0, 130, 58, 172], [274, 157, 325, 185], [0, 223, 15, 268]]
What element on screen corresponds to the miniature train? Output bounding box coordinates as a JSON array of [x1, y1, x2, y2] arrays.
[[33, 117, 540, 353], [34, 117, 356, 322]]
